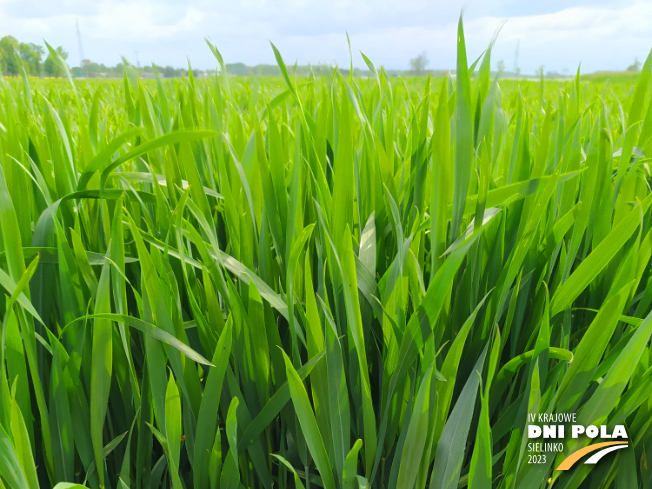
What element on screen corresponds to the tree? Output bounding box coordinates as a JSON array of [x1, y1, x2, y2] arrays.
[[497, 60, 506, 73], [18, 43, 44, 75], [83, 60, 108, 78], [409, 51, 429, 75], [627, 58, 641, 72], [161, 65, 179, 78], [43, 46, 69, 77], [0, 36, 21, 75]]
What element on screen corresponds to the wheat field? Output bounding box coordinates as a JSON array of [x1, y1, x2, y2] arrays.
[[0, 19, 651, 489]]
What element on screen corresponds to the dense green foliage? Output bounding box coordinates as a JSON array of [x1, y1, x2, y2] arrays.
[[0, 19, 652, 489], [0, 36, 69, 77]]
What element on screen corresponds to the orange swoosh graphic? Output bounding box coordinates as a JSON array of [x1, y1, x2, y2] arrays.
[[556, 442, 628, 471]]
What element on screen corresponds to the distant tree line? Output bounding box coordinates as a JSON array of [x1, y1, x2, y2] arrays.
[[69, 61, 201, 78], [0, 35, 422, 79], [1, 35, 469, 79], [0, 35, 206, 78], [0, 36, 69, 77]]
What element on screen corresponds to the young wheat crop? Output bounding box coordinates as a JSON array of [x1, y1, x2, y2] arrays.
[[0, 18, 651, 489]]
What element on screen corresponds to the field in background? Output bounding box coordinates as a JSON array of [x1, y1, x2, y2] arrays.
[[0, 20, 652, 489]]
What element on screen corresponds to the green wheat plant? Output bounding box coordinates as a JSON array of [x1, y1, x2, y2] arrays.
[[0, 16, 651, 489]]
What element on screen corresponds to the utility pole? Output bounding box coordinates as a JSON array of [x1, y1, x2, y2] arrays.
[[76, 19, 85, 77], [513, 39, 520, 75]]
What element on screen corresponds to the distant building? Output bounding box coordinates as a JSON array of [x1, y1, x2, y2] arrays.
[[141, 73, 157, 79]]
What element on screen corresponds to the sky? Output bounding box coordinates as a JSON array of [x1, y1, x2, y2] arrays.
[[0, 0, 650, 74]]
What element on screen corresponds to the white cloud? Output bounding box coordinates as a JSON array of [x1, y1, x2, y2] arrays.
[[472, 1, 652, 73]]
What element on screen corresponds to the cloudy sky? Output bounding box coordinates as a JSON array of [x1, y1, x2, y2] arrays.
[[0, 0, 649, 74]]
